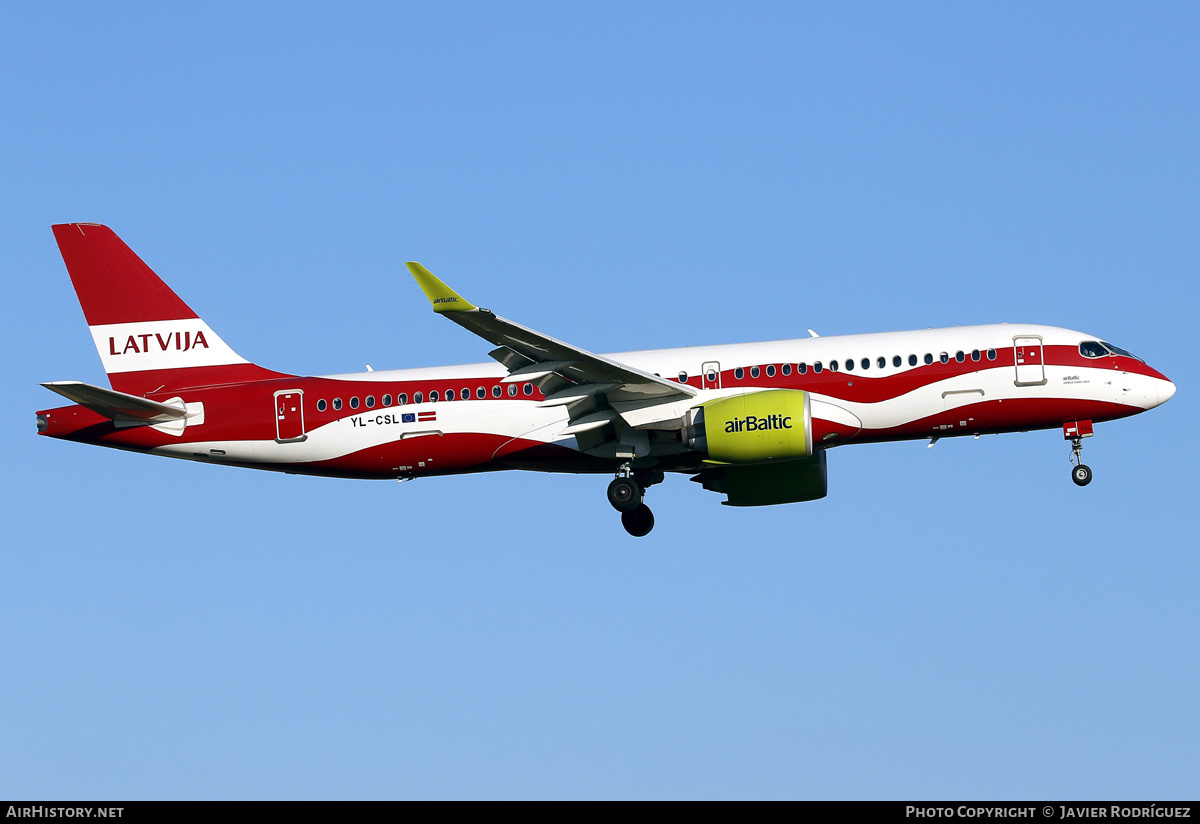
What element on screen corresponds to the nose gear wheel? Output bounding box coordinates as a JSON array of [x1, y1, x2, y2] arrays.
[[1068, 436, 1092, 487]]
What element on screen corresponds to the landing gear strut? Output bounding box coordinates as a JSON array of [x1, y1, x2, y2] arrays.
[[607, 464, 663, 537], [1064, 420, 1094, 487]]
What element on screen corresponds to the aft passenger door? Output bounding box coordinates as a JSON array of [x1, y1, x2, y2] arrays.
[[274, 389, 307, 443], [1013, 336, 1046, 386]]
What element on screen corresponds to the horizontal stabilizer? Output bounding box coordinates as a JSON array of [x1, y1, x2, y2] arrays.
[[41, 381, 188, 423]]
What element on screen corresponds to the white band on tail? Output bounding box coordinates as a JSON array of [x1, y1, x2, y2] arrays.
[[89, 319, 249, 374]]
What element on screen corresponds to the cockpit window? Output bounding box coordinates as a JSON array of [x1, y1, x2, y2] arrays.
[[1079, 341, 1108, 359], [1101, 341, 1142, 361]]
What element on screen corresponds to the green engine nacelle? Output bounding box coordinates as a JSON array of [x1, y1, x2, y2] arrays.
[[690, 389, 813, 463]]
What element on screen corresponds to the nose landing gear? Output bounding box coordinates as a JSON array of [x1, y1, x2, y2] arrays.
[[1064, 420, 1094, 487], [607, 465, 663, 537]]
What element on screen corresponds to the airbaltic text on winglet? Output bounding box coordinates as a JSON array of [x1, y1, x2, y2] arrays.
[[433, 297, 460, 304]]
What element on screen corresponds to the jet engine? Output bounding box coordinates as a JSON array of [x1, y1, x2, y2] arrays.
[[686, 390, 827, 506], [687, 389, 813, 463]]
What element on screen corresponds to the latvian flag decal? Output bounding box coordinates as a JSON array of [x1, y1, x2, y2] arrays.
[[401, 411, 437, 424], [417, 411, 437, 422]]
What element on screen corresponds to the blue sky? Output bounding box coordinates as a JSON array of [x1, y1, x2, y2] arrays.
[[2, 3, 1196, 799]]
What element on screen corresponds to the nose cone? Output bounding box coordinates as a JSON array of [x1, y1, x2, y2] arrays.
[[1158, 378, 1176, 407]]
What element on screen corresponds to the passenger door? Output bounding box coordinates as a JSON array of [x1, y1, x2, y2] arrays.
[[1013, 337, 1046, 386], [274, 389, 307, 442]]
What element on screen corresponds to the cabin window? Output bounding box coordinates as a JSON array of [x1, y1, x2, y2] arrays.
[[463, 387, 470, 399], [766, 365, 776, 377], [678, 371, 688, 383], [986, 349, 997, 361], [524, 383, 533, 395], [751, 366, 760, 378], [477, 387, 486, 399], [843, 359, 853, 372], [350, 397, 360, 409], [317, 399, 327, 412], [383, 394, 393, 407], [798, 363, 808, 374], [924, 353, 933, 365], [971, 350, 980, 362], [782, 363, 792, 376], [938, 352, 948, 364], [398, 393, 408, 405], [504, 384, 515, 397], [813, 362, 823, 373], [734, 367, 744, 380], [445, 389, 455, 401], [707, 368, 718, 381], [429, 390, 439, 402], [908, 354, 918, 366], [414, 392, 423, 403], [492, 385, 502, 398], [830, 360, 840, 372], [893, 355, 902, 367], [366, 395, 376, 408], [955, 351, 965, 363], [333, 398, 343, 410]]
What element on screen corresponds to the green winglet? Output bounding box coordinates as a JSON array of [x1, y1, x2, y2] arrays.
[[406, 262, 476, 313]]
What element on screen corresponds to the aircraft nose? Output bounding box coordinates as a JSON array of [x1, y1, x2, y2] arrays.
[[1159, 379, 1176, 407]]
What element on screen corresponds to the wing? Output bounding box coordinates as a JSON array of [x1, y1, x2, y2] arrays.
[[407, 263, 697, 455]]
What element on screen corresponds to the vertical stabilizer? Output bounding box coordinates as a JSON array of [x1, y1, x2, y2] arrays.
[[51, 223, 287, 393]]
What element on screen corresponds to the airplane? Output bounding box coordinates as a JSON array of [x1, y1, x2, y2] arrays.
[[37, 223, 1176, 537]]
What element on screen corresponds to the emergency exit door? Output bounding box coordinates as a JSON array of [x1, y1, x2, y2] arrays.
[[1013, 337, 1046, 386], [701, 361, 721, 390], [274, 389, 307, 442]]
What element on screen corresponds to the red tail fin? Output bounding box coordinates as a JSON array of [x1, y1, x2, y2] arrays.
[[52, 224, 288, 393]]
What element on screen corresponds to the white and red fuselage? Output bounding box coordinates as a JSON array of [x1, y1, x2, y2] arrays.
[[39, 323, 1174, 476], [37, 225, 1175, 533]]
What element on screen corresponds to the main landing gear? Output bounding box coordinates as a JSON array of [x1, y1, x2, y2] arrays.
[[1065, 420, 1094, 487], [607, 465, 663, 537]]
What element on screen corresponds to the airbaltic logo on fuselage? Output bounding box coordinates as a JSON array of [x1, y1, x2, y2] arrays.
[[107, 330, 210, 356], [724, 413, 793, 434]]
